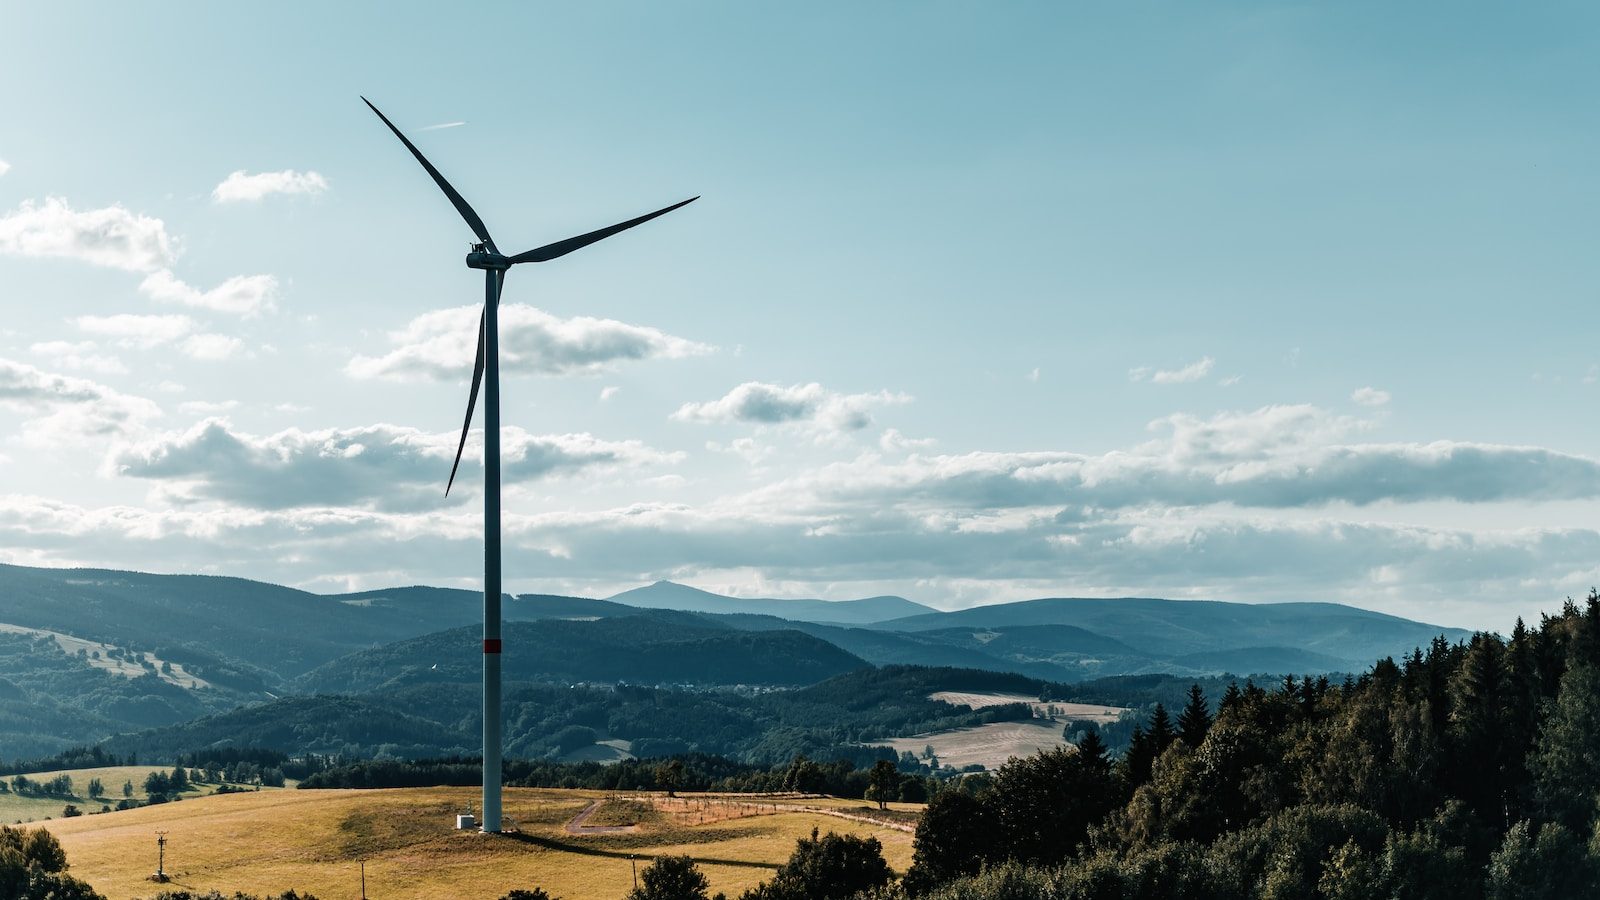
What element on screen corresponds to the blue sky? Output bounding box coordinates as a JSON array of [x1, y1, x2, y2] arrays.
[[0, 2, 1597, 630]]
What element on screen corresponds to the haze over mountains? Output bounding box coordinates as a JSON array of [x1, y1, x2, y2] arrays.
[[0, 562, 1472, 760]]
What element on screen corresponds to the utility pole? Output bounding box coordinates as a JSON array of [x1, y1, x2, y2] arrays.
[[155, 831, 169, 882], [360, 860, 367, 899], [631, 854, 638, 890]]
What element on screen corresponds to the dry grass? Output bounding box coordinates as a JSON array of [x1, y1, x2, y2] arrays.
[[874, 719, 1076, 770], [585, 798, 662, 828], [930, 691, 1127, 723], [43, 786, 918, 900]]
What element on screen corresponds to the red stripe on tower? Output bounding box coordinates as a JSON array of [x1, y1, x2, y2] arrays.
[[483, 639, 502, 654]]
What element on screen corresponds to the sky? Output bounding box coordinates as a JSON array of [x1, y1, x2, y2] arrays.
[[0, 2, 1597, 631]]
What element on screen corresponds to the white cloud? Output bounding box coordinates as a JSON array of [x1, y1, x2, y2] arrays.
[[0, 159, 10, 177], [179, 334, 245, 361], [28, 341, 127, 375], [421, 121, 466, 131], [0, 393, 1594, 628], [1130, 356, 1215, 384], [1352, 386, 1391, 407], [880, 428, 937, 453], [0, 489, 1587, 630], [0, 357, 159, 442], [139, 269, 278, 317], [113, 420, 681, 510], [745, 404, 1600, 515], [347, 303, 712, 380], [211, 169, 328, 203], [1028, 367, 1040, 383], [672, 382, 912, 433], [600, 386, 621, 402], [74, 313, 196, 348], [0, 197, 175, 271]]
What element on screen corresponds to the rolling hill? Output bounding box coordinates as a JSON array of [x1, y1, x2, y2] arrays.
[[870, 597, 1471, 670], [0, 562, 1480, 760], [294, 614, 870, 694], [606, 580, 935, 625]]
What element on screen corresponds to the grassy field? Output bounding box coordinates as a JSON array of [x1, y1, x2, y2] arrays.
[[930, 690, 1127, 723], [43, 787, 919, 900], [874, 719, 1076, 769], [0, 765, 261, 825]]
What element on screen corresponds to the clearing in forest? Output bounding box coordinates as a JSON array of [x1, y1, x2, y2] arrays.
[[873, 719, 1079, 770], [930, 690, 1127, 723]]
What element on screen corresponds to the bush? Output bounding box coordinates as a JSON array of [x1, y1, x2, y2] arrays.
[[628, 855, 710, 900], [741, 828, 893, 900], [0, 824, 106, 899]]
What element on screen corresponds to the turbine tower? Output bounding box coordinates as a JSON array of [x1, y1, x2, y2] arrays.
[[363, 98, 696, 833]]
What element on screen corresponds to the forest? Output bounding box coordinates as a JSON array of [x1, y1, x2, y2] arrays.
[[889, 592, 1600, 899]]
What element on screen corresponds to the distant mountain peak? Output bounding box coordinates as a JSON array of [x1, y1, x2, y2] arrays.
[[604, 582, 933, 626]]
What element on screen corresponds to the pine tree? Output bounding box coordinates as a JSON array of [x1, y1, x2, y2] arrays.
[[1530, 661, 1600, 832], [1148, 703, 1176, 755], [1177, 685, 1212, 747], [1076, 730, 1109, 771], [1219, 681, 1244, 713]]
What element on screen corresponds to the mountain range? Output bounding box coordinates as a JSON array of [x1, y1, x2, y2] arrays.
[[0, 563, 1474, 760]]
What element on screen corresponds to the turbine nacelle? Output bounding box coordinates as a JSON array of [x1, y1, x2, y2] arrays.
[[466, 243, 510, 270]]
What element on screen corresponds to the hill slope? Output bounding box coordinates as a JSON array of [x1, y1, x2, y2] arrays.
[[295, 614, 870, 694], [606, 581, 935, 624], [873, 597, 1469, 668]]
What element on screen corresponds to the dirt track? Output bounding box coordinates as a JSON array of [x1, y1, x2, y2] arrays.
[[564, 798, 640, 834]]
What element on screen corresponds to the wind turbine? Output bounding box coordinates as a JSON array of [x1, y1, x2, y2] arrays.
[[363, 97, 696, 833]]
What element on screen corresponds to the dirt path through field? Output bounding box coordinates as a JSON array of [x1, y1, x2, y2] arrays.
[[565, 799, 640, 834]]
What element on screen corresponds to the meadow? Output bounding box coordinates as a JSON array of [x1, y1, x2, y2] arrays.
[[873, 719, 1078, 770], [0, 765, 256, 825], [42, 786, 920, 900], [928, 691, 1126, 724]]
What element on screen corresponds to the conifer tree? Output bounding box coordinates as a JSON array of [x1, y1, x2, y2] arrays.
[[1177, 685, 1212, 747]]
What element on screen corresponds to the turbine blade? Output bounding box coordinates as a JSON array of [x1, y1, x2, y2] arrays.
[[445, 307, 487, 497], [507, 196, 698, 265], [362, 97, 496, 250]]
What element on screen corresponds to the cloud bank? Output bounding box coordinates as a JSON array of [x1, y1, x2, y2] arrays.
[[113, 420, 681, 510], [347, 304, 711, 380], [0, 357, 159, 442], [0, 198, 175, 272]]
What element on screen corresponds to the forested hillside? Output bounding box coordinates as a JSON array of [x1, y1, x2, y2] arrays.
[[896, 592, 1600, 899], [102, 666, 1040, 764], [294, 614, 870, 693]]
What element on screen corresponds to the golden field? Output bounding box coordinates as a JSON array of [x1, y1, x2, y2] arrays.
[[42, 787, 921, 900]]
